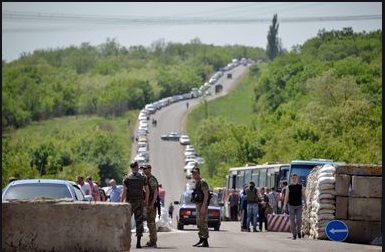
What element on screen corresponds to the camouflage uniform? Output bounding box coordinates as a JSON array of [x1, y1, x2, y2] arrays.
[[124, 172, 147, 237], [195, 179, 209, 239], [146, 175, 159, 244]]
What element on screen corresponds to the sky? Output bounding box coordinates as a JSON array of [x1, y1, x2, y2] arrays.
[[2, 2, 382, 62]]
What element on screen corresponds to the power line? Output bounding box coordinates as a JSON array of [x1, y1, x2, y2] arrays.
[[2, 11, 381, 25]]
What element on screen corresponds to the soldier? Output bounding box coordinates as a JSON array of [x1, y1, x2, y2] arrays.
[[141, 164, 159, 248], [121, 161, 149, 249], [191, 167, 210, 247]]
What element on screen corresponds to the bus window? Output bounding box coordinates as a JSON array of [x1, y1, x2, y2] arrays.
[[237, 171, 245, 190], [251, 169, 259, 185], [258, 168, 267, 188], [268, 173, 275, 188], [289, 160, 344, 187], [244, 169, 252, 185], [231, 174, 237, 190]]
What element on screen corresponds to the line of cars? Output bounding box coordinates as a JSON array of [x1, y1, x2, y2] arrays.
[[143, 61, 250, 231]]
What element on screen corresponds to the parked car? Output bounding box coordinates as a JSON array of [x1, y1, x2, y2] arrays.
[[179, 135, 190, 145], [2, 179, 92, 202], [174, 190, 222, 231], [161, 132, 181, 141]]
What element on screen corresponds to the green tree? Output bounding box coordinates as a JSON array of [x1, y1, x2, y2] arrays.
[[266, 14, 280, 60]]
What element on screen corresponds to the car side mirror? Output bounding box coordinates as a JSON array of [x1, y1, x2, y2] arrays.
[[219, 202, 224, 207], [174, 201, 180, 205]]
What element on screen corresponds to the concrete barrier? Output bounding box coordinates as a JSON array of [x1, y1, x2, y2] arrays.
[[2, 199, 132, 252]]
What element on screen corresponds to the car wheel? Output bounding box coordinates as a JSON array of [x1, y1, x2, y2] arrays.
[[177, 223, 184, 230], [214, 224, 220, 231]]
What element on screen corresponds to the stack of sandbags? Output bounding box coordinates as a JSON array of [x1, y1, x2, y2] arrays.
[[302, 165, 321, 237], [308, 164, 337, 239]]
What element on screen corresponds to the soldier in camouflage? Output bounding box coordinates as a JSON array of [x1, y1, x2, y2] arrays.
[[121, 161, 149, 249], [191, 167, 210, 248], [141, 164, 159, 248]]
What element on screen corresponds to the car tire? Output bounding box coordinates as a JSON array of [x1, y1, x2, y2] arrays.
[[214, 224, 220, 231], [177, 223, 184, 230]]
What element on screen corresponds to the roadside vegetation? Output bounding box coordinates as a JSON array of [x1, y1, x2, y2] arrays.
[[187, 28, 382, 187], [2, 38, 265, 187], [2, 29, 381, 189]]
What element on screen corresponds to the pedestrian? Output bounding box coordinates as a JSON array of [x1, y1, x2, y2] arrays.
[[279, 180, 288, 214], [283, 173, 307, 240], [158, 184, 166, 207], [258, 187, 269, 231], [239, 183, 248, 231], [191, 167, 210, 247], [121, 161, 150, 249], [186, 102, 189, 109], [141, 164, 159, 248], [108, 179, 122, 202], [229, 189, 239, 221], [267, 187, 279, 214], [86, 176, 101, 201], [246, 180, 260, 232], [168, 202, 174, 219], [76, 175, 91, 196]]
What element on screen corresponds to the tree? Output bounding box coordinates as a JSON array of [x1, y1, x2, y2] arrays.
[[266, 14, 280, 60]]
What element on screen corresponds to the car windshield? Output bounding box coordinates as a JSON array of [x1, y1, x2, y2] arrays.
[[181, 191, 219, 206], [3, 183, 72, 200]]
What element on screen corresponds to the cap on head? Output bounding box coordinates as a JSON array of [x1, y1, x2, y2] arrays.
[[130, 161, 138, 168], [191, 167, 200, 173]]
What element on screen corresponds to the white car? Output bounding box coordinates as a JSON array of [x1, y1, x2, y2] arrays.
[[185, 145, 195, 152], [185, 168, 192, 179], [179, 135, 190, 145], [184, 161, 197, 171], [184, 149, 196, 157]]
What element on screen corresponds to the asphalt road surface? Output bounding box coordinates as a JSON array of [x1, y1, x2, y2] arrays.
[[131, 64, 250, 223]]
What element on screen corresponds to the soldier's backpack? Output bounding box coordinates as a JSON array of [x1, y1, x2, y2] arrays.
[[124, 173, 145, 200]]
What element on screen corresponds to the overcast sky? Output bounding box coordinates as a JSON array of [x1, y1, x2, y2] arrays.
[[2, 2, 382, 62]]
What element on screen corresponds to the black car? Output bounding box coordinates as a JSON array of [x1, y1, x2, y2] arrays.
[[160, 132, 181, 141], [174, 190, 222, 231]]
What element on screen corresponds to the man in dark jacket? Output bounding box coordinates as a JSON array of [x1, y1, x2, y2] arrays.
[[283, 174, 307, 240]]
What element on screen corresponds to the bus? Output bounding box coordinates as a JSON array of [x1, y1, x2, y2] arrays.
[[288, 159, 346, 187], [223, 162, 290, 220]]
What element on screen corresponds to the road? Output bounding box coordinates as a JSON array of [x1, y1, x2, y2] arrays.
[[132, 63, 250, 216], [141, 221, 381, 251], [130, 64, 381, 251]]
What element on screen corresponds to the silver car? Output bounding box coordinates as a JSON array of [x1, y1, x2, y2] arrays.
[[2, 179, 92, 202]]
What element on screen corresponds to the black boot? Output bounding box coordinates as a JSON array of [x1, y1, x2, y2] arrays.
[[136, 236, 142, 249], [197, 238, 209, 247], [193, 238, 204, 247]]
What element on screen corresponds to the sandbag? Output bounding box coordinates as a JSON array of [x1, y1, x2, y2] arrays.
[[319, 164, 336, 174]]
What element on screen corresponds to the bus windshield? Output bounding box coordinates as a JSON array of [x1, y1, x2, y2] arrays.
[[289, 164, 316, 187]]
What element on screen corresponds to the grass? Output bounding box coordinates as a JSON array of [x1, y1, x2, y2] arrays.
[[187, 72, 255, 133], [8, 111, 138, 158]]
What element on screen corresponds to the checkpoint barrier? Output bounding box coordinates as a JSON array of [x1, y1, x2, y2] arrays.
[[267, 214, 290, 232], [2, 200, 132, 252]]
